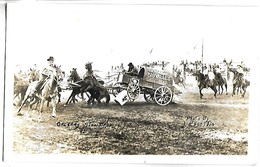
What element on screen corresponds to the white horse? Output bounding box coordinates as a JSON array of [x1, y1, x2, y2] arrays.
[[17, 65, 64, 121]]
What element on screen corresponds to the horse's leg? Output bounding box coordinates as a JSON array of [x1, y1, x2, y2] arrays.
[[182, 81, 186, 88], [51, 96, 57, 118], [38, 97, 45, 122], [240, 86, 243, 94], [58, 92, 61, 104], [87, 96, 94, 105], [220, 85, 224, 95], [34, 98, 40, 110], [199, 87, 203, 98], [210, 86, 217, 98], [17, 94, 30, 115], [105, 91, 110, 104], [64, 90, 76, 106], [225, 83, 228, 95], [25, 97, 38, 117], [241, 85, 246, 98], [232, 84, 237, 96]]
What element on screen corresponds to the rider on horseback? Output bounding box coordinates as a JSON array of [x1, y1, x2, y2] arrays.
[[80, 62, 99, 92], [202, 65, 210, 88], [32, 56, 56, 95], [83, 62, 98, 83], [236, 65, 244, 83]]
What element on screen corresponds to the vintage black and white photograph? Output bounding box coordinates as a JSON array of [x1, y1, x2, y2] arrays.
[[2, 0, 260, 165]]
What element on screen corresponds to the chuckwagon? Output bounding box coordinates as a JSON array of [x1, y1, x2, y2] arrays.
[[111, 66, 182, 106]]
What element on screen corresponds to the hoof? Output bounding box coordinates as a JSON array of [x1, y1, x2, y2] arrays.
[[17, 112, 23, 116], [51, 113, 56, 118]]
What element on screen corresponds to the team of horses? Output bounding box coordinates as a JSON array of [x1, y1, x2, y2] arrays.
[[15, 63, 110, 121], [14, 62, 250, 121]]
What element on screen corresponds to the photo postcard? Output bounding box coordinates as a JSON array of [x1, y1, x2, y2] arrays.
[[1, 0, 260, 166]]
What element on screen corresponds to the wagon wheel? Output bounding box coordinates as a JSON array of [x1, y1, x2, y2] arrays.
[[154, 86, 173, 106], [127, 78, 140, 100], [144, 92, 155, 103], [112, 83, 125, 97]]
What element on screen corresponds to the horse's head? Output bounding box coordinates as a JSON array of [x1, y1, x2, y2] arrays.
[[191, 70, 200, 76], [192, 70, 205, 80], [52, 65, 64, 82], [68, 68, 80, 82], [228, 67, 238, 75], [85, 62, 93, 71], [28, 68, 39, 82]]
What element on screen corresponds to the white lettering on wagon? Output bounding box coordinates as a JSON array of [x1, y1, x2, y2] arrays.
[[146, 69, 171, 81]]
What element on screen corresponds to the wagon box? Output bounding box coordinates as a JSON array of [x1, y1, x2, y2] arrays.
[[113, 66, 182, 106], [139, 67, 173, 87]]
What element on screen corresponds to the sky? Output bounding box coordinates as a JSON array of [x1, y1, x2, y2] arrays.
[[6, 2, 259, 76]]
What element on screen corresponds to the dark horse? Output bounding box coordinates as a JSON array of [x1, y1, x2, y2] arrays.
[[65, 68, 86, 105], [193, 71, 217, 99], [212, 70, 228, 95], [229, 68, 250, 97], [65, 67, 110, 106]]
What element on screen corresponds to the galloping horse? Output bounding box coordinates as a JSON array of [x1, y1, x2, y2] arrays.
[[66, 67, 110, 106], [65, 68, 86, 105], [86, 85, 110, 105], [229, 68, 250, 97], [80, 62, 98, 93], [212, 70, 228, 95], [173, 71, 186, 88], [193, 70, 217, 99], [17, 65, 64, 120]]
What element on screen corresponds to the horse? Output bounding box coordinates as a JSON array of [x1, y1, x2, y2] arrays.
[[229, 68, 250, 97], [13, 74, 29, 106], [65, 68, 86, 105], [212, 70, 228, 95], [173, 73, 186, 88], [65, 67, 110, 106], [192, 70, 217, 99], [17, 65, 64, 120], [28, 68, 40, 83]]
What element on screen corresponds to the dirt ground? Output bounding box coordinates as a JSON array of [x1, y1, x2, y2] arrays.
[[11, 84, 249, 155]]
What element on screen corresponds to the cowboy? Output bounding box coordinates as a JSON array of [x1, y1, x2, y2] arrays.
[[80, 62, 99, 93], [202, 65, 210, 87], [214, 65, 222, 81], [126, 62, 138, 76], [83, 62, 98, 80], [236, 65, 244, 82], [32, 56, 56, 94]]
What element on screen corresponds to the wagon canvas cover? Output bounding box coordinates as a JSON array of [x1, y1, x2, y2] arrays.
[[139, 66, 173, 88]]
